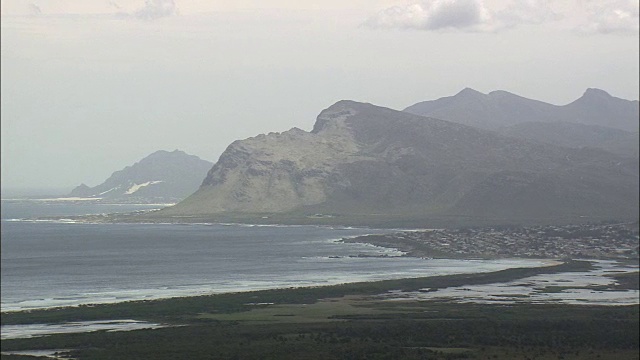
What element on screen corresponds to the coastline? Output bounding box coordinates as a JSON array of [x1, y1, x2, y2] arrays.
[[0, 259, 595, 326], [341, 233, 460, 259], [2, 220, 562, 314], [3, 259, 637, 360], [4, 217, 636, 314]]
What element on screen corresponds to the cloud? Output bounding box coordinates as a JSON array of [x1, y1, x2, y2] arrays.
[[365, 0, 491, 31], [108, 1, 122, 11], [27, 2, 42, 16], [577, 0, 639, 35], [364, 0, 561, 32], [114, 0, 178, 20], [365, 0, 639, 35], [496, 0, 561, 29]]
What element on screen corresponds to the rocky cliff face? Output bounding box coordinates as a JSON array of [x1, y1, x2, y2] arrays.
[[173, 103, 369, 213], [161, 101, 639, 223], [69, 150, 213, 203]]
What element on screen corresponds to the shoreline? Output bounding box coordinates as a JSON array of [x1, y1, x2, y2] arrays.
[[1, 224, 553, 314], [341, 227, 640, 262], [0, 259, 596, 326], [10, 208, 639, 230], [3, 260, 637, 360], [3, 221, 635, 314], [0, 255, 551, 314]]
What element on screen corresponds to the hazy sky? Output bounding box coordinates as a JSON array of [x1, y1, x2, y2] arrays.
[[1, 0, 638, 192]]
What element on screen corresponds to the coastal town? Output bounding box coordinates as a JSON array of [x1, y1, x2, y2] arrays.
[[346, 222, 640, 260]]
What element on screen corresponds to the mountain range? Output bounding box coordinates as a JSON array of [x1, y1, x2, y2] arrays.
[[155, 96, 639, 226], [404, 88, 639, 132], [69, 150, 213, 203], [405, 88, 639, 158]]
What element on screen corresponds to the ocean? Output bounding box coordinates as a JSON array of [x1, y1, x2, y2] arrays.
[[1, 200, 547, 312]]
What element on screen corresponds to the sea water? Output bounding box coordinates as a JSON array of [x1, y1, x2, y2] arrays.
[[1, 200, 547, 312]]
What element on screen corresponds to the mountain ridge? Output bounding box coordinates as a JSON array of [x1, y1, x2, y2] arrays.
[[156, 100, 638, 225], [404, 88, 639, 132]]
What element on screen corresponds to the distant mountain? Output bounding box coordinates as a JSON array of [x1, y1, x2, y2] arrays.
[[156, 101, 639, 226], [69, 150, 213, 203], [562, 88, 639, 131], [404, 88, 639, 132]]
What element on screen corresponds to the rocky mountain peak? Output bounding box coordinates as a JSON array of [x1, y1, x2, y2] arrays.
[[145, 149, 187, 159], [582, 88, 612, 99], [311, 100, 363, 134], [454, 87, 486, 99], [487, 90, 520, 99], [68, 150, 213, 203]]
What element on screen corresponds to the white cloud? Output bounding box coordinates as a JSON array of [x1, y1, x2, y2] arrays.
[[0, 0, 178, 20], [365, 0, 494, 31], [365, 0, 639, 35], [577, 0, 639, 35], [496, 0, 561, 29], [365, 0, 560, 32], [27, 3, 42, 16], [108, 1, 122, 11]]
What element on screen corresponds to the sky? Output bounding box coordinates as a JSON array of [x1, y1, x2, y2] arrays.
[[1, 0, 639, 193]]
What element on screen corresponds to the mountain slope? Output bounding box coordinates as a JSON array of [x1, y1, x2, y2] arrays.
[[158, 101, 639, 224], [501, 121, 639, 157], [404, 88, 639, 132], [69, 150, 213, 203]]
